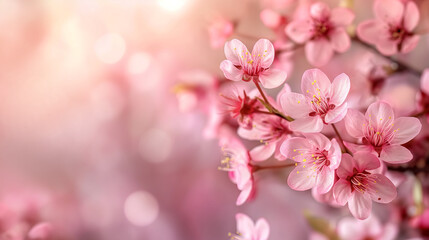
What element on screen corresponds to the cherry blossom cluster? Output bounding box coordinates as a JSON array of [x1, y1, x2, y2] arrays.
[[174, 0, 429, 239]]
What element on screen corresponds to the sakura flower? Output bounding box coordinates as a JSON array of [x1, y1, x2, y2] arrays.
[[285, 2, 355, 66], [208, 18, 234, 49], [230, 213, 269, 240], [337, 215, 398, 240], [417, 69, 429, 122], [345, 101, 421, 164], [220, 39, 287, 89], [357, 0, 420, 55], [281, 133, 341, 194], [280, 69, 350, 132], [333, 152, 397, 220], [218, 129, 254, 205]]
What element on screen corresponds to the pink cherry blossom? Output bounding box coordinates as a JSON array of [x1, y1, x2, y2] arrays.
[[280, 69, 350, 132], [418, 69, 429, 123], [333, 152, 397, 220], [337, 215, 398, 240], [357, 0, 420, 55], [285, 2, 355, 66], [231, 213, 270, 240], [220, 39, 287, 89], [208, 18, 234, 49], [281, 133, 341, 194], [218, 128, 254, 205], [345, 101, 421, 164]]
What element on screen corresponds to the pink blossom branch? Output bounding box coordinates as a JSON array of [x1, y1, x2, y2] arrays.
[[331, 124, 352, 154], [252, 162, 295, 172]]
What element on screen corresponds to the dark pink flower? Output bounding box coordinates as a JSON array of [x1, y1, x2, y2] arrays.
[[357, 0, 420, 55], [280, 69, 350, 132], [232, 213, 270, 240], [281, 133, 341, 194], [333, 152, 397, 219], [220, 39, 287, 89], [285, 2, 355, 66], [345, 101, 421, 164]]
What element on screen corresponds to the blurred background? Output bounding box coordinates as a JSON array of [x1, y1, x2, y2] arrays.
[[0, 0, 428, 239]]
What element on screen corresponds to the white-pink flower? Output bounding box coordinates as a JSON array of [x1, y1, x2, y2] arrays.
[[231, 213, 270, 240], [357, 0, 420, 55], [220, 39, 287, 89], [345, 101, 421, 164], [337, 215, 398, 240], [333, 152, 397, 220], [285, 2, 355, 66], [280, 69, 350, 133], [281, 133, 341, 194]]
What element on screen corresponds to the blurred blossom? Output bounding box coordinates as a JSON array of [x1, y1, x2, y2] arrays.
[[124, 191, 159, 227], [94, 33, 126, 64]]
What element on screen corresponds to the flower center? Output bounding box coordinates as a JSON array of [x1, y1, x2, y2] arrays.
[[313, 20, 332, 39]]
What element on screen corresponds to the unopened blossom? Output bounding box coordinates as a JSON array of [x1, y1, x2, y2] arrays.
[[230, 213, 269, 240], [281, 133, 341, 194], [337, 215, 398, 240], [333, 152, 397, 219], [220, 39, 287, 89], [285, 2, 355, 66], [357, 0, 420, 55], [345, 101, 421, 164], [281, 69, 350, 132], [208, 18, 234, 49], [218, 128, 254, 205]]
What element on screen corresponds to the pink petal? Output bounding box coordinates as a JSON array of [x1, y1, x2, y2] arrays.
[[365, 101, 395, 130], [390, 117, 421, 144], [400, 35, 420, 54], [220, 60, 243, 81], [403, 1, 420, 31], [305, 39, 334, 66], [336, 153, 356, 179], [252, 39, 275, 68], [238, 127, 262, 140], [301, 68, 331, 99], [280, 92, 312, 119], [330, 28, 351, 53], [287, 165, 317, 191], [285, 20, 313, 43], [236, 165, 252, 190], [354, 151, 381, 171], [225, 39, 248, 65], [302, 132, 331, 150], [289, 116, 324, 133], [374, 0, 404, 25], [324, 102, 348, 123], [344, 109, 365, 138], [254, 218, 270, 240], [315, 168, 335, 194], [236, 181, 253, 206], [260, 9, 283, 29], [236, 213, 254, 237], [337, 218, 366, 239], [328, 139, 342, 169], [330, 7, 355, 26], [421, 69, 429, 95], [329, 73, 350, 106], [376, 38, 398, 56], [276, 83, 291, 105], [310, 2, 330, 20], [380, 145, 413, 164], [259, 69, 287, 89], [250, 143, 276, 161], [357, 20, 384, 44], [348, 192, 372, 220], [333, 179, 352, 205], [280, 137, 312, 161], [28, 222, 53, 240], [368, 174, 397, 203]]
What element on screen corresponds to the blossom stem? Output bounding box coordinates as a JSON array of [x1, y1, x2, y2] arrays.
[[331, 124, 352, 154], [252, 163, 295, 172], [352, 37, 422, 76]]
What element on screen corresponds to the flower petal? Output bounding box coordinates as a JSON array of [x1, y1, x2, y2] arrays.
[[289, 116, 324, 133], [344, 109, 365, 138], [225, 39, 248, 65], [259, 69, 287, 89], [250, 142, 276, 161], [287, 165, 317, 191], [310, 2, 330, 20], [236, 181, 253, 206], [421, 69, 429, 95], [403, 1, 420, 31], [368, 174, 397, 203], [280, 137, 312, 161], [357, 20, 383, 44], [391, 117, 421, 145], [285, 20, 313, 43], [333, 179, 352, 206], [252, 39, 275, 68], [328, 138, 342, 169], [329, 73, 350, 106], [374, 0, 404, 25], [280, 92, 312, 119], [354, 151, 381, 171], [348, 192, 372, 220], [220, 60, 243, 81], [238, 127, 261, 140], [330, 7, 355, 26], [276, 83, 291, 105], [302, 132, 331, 150], [324, 102, 348, 123], [337, 153, 356, 179], [380, 145, 413, 164], [401, 35, 420, 54], [375, 39, 398, 56], [301, 68, 331, 99], [254, 218, 270, 240], [236, 165, 252, 190], [315, 168, 335, 194], [365, 101, 394, 130], [305, 39, 334, 66], [236, 213, 254, 237], [330, 28, 351, 53]]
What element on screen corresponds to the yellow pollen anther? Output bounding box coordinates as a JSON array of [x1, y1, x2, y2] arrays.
[[293, 149, 296, 152], [303, 165, 306, 168], [297, 171, 300, 174], [306, 90, 309, 93], [376, 132, 380, 135], [298, 101, 301, 103], [295, 163, 298, 166], [303, 159, 307, 162]]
